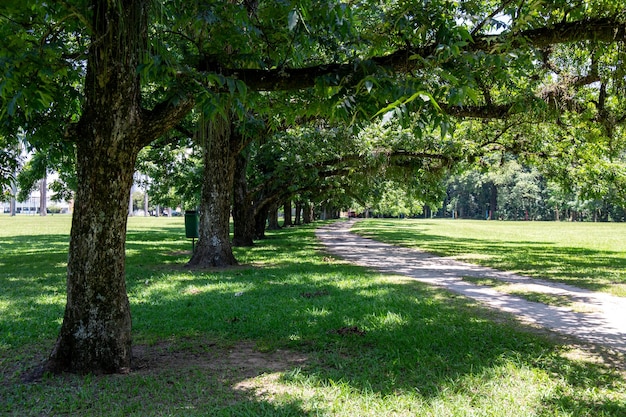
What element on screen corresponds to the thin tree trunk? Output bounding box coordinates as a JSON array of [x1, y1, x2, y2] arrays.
[[267, 202, 281, 230], [39, 177, 47, 216], [143, 186, 149, 216], [187, 112, 238, 268], [9, 192, 16, 216], [128, 184, 134, 217], [489, 182, 497, 220], [294, 201, 302, 225], [283, 200, 292, 227], [232, 150, 254, 247]]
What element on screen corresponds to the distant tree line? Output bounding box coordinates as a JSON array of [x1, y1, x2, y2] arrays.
[[440, 159, 626, 222]]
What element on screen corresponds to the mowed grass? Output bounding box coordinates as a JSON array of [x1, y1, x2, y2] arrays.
[[1, 215, 625, 416], [352, 218, 626, 297]]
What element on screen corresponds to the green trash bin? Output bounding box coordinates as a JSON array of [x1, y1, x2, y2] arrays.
[[184, 210, 199, 239]]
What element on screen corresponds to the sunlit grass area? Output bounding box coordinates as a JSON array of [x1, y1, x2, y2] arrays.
[[352, 218, 626, 297], [1, 215, 625, 416]]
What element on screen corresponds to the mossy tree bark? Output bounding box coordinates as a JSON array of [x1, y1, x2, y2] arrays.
[[47, 0, 192, 374]]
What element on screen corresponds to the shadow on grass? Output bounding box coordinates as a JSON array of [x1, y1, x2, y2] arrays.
[[128, 259, 626, 388], [0, 234, 69, 277], [4, 360, 316, 416], [127, 226, 625, 414], [353, 220, 626, 293], [0, 234, 69, 347], [2, 222, 625, 416]]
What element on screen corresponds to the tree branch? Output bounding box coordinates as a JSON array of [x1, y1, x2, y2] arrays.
[[198, 17, 626, 92], [471, 0, 518, 37], [439, 103, 515, 118], [140, 95, 196, 147], [440, 63, 603, 120]]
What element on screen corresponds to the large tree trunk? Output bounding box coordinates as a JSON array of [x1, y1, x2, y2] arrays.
[[46, 0, 146, 374], [49, 138, 139, 374], [46, 0, 193, 374], [187, 113, 238, 267], [232, 150, 255, 247]]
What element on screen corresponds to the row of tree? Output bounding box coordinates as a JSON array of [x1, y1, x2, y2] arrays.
[[443, 159, 626, 222], [1, 1, 625, 374]]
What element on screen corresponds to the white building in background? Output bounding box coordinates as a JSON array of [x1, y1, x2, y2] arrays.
[[1, 174, 72, 215]]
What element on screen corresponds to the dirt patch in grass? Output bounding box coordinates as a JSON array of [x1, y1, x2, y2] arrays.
[[9, 340, 309, 387], [300, 289, 330, 298], [164, 250, 193, 257], [152, 261, 257, 273], [327, 326, 366, 336], [130, 340, 312, 402], [132, 340, 309, 381]]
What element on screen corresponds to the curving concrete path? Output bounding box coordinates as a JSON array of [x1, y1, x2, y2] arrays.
[[316, 220, 626, 358]]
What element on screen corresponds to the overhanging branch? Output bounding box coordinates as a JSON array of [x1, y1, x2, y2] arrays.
[[198, 17, 626, 92]]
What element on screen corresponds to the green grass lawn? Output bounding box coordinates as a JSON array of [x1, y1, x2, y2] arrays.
[[1, 215, 625, 416], [352, 218, 626, 297]]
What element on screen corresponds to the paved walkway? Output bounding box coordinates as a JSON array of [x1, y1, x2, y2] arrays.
[[316, 220, 626, 357]]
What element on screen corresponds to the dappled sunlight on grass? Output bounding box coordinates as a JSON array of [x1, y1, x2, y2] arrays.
[[362, 310, 409, 332], [274, 357, 562, 417]]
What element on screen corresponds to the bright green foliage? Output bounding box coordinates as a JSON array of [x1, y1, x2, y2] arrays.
[[443, 156, 626, 221], [2, 0, 626, 213], [0, 2, 84, 201], [136, 135, 203, 210], [0, 2, 81, 121], [240, 115, 456, 216]]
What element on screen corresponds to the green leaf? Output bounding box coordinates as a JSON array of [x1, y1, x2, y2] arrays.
[[372, 91, 441, 119], [227, 78, 236, 95], [7, 93, 20, 117]]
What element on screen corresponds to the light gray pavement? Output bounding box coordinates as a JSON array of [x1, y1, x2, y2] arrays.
[[316, 220, 626, 357]]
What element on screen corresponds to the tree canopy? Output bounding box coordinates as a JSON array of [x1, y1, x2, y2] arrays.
[[1, 0, 625, 374]]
